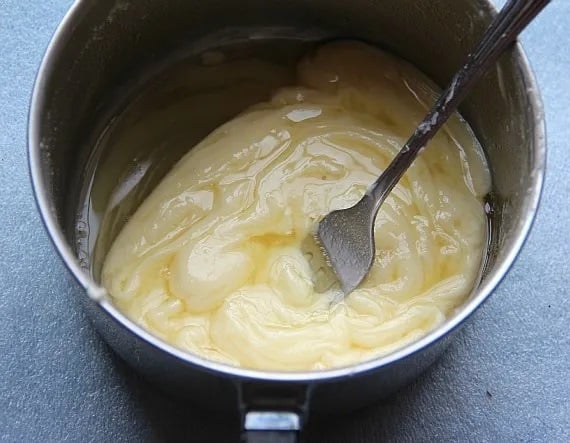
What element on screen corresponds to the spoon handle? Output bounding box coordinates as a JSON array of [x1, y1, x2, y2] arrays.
[[367, 0, 550, 208]]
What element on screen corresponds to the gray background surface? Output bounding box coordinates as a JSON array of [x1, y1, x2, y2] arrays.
[[1, 0, 568, 441]]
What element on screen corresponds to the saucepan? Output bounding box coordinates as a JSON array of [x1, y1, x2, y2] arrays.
[[28, 0, 545, 441]]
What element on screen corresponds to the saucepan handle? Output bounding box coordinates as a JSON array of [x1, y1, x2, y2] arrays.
[[239, 382, 311, 443], [243, 411, 301, 443]]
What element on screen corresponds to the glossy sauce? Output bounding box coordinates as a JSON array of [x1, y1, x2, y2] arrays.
[[101, 41, 491, 370]]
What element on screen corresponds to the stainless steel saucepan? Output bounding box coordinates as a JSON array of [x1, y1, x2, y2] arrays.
[[28, 0, 545, 441]]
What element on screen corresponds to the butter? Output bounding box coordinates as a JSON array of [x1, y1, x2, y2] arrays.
[[102, 41, 491, 370]]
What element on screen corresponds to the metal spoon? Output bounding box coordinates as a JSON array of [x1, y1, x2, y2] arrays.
[[316, 0, 550, 295]]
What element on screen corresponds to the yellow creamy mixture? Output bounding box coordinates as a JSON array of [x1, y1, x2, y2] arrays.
[[102, 42, 491, 370]]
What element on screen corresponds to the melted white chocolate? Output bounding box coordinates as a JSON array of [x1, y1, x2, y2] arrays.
[[102, 41, 491, 371]]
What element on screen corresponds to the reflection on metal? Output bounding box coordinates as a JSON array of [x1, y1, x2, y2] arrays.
[[245, 412, 301, 431]]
